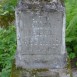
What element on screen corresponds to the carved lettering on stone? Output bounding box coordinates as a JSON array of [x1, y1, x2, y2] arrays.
[[15, 0, 66, 69]]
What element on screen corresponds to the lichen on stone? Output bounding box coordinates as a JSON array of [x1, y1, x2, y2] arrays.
[[17, 0, 64, 12]]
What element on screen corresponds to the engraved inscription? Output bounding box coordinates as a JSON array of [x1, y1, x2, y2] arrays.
[[18, 12, 63, 55]]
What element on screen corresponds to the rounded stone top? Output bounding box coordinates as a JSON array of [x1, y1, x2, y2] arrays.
[[17, 0, 65, 12], [19, 0, 64, 5]]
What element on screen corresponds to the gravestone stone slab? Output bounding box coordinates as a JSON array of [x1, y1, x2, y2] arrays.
[[15, 0, 67, 69]]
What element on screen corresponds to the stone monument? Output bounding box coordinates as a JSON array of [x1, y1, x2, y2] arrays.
[[11, 0, 70, 77]]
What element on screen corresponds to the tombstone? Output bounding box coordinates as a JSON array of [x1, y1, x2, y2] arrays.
[[11, 0, 71, 77]]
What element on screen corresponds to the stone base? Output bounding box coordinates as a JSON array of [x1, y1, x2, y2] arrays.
[[11, 60, 71, 77], [37, 71, 59, 77], [48, 69, 70, 77], [11, 65, 71, 77], [36, 69, 71, 77]]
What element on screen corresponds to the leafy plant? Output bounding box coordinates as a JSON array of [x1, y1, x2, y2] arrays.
[[66, 0, 77, 60], [0, 26, 16, 77], [0, 0, 17, 28]]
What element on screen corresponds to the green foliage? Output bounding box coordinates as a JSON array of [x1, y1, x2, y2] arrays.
[[66, 0, 77, 59], [0, 26, 16, 77], [0, 0, 17, 27]]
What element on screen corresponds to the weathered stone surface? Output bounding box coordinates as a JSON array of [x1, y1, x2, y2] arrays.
[[15, 0, 66, 69], [37, 71, 59, 77], [16, 55, 66, 69], [11, 63, 71, 77]]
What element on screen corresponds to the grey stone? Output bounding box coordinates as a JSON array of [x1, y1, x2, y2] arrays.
[[37, 71, 59, 77], [15, 0, 66, 69]]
